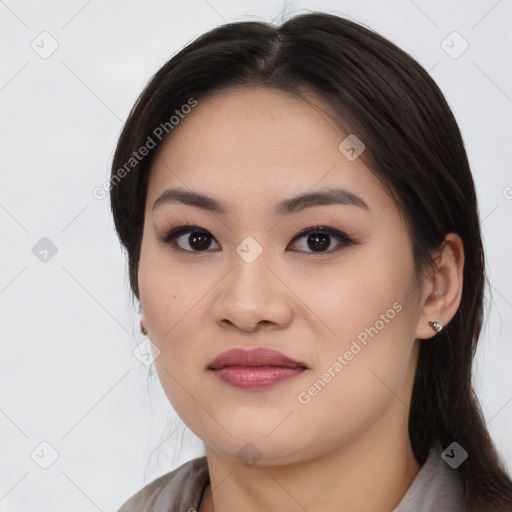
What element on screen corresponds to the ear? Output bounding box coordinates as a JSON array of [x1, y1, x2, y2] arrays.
[[415, 233, 465, 340], [138, 302, 148, 335]]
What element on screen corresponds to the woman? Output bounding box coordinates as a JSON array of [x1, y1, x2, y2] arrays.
[[110, 12, 512, 512]]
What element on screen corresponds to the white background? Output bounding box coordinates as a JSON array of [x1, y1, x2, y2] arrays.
[[1, 0, 511, 510]]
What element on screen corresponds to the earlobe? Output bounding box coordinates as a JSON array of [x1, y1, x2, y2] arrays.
[[428, 321, 443, 333], [415, 233, 464, 340]]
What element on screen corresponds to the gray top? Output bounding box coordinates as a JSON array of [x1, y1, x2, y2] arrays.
[[117, 442, 468, 511]]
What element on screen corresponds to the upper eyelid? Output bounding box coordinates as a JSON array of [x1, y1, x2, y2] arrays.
[[290, 225, 350, 239], [163, 224, 347, 239]]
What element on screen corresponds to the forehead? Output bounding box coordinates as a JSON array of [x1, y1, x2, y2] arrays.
[[147, 87, 395, 218]]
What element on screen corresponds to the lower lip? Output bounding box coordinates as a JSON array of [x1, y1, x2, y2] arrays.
[[210, 366, 306, 390]]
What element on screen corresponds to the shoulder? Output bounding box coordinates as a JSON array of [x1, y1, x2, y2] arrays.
[[392, 441, 512, 512], [393, 441, 466, 512], [117, 456, 209, 512]]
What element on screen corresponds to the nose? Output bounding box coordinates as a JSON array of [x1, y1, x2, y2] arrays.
[[211, 251, 294, 333]]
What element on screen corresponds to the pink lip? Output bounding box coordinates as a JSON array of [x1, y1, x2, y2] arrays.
[[208, 348, 308, 390]]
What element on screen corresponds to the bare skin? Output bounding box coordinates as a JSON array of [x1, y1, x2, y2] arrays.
[[137, 87, 465, 512]]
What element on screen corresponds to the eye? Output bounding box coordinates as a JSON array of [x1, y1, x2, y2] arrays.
[[287, 226, 355, 254], [161, 225, 220, 252], [161, 224, 356, 254]]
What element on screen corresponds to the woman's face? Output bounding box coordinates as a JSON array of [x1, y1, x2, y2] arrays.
[[138, 87, 424, 465]]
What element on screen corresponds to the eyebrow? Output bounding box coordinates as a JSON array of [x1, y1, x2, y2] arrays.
[[152, 186, 370, 215]]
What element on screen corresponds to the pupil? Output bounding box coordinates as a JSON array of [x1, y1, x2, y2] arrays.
[[189, 232, 211, 250], [308, 233, 330, 252]]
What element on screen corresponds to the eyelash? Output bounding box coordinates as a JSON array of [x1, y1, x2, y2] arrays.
[[159, 222, 358, 255]]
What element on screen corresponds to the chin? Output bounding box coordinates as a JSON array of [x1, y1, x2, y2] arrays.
[[198, 426, 317, 467]]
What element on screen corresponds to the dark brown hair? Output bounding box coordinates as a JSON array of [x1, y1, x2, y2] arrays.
[[110, 12, 512, 510]]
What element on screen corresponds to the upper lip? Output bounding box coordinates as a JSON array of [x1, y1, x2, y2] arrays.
[[208, 348, 308, 370]]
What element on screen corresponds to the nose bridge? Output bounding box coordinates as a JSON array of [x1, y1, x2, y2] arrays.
[[212, 236, 292, 330], [228, 237, 271, 301]]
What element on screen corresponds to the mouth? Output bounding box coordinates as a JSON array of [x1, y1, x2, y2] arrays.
[[208, 347, 308, 390]]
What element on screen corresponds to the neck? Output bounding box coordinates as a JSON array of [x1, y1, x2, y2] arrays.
[[199, 401, 421, 512]]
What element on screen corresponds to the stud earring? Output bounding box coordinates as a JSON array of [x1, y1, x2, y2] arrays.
[[429, 321, 443, 333]]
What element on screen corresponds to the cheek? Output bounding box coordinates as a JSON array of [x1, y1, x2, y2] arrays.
[[138, 239, 201, 335], [140, 266, 208, 424], [305, 287, 411, 399], [138, 246, 189, 369], [292, 301, 415, 453], [302, 255, 404, 345], [299, 248, 415, 397]]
